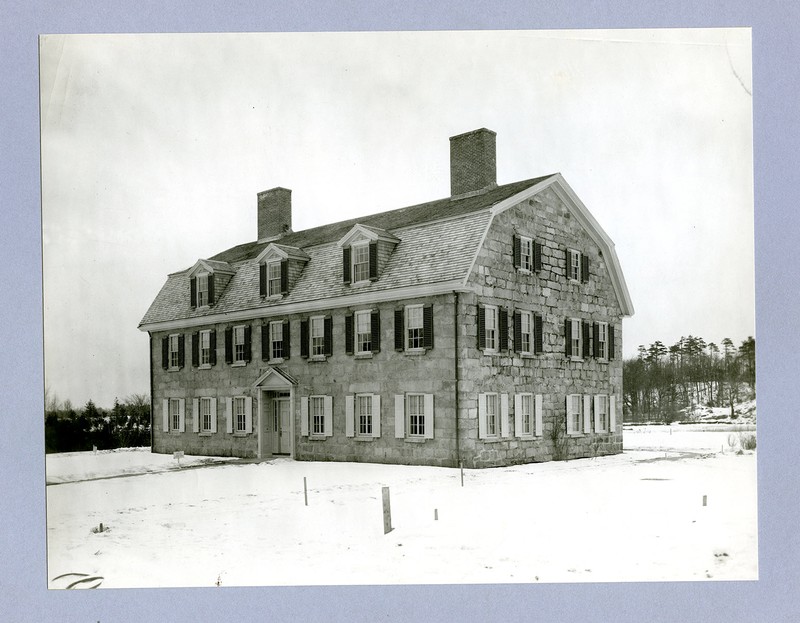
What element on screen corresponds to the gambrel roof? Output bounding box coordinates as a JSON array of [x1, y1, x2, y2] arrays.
[[139, 173, 633, 332]]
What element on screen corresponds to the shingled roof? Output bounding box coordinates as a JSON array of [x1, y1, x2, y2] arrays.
[[207, 175, 555, 265]]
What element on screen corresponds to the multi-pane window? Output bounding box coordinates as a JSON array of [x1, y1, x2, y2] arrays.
[[170, 398, 181, 431], [597, 322, 608, 359], [485, 306, 498, 351], [568, 249, 581, 281], [199, 330, 211, 365], [311, 396, 325, 435], [596, 395, 608, 432], [234, 326, 246, 363], [485, 393, 498, 437], [200, 397, 212, 432], [234, 397, 246, 433], [352, 243, 370, 283], [520, 311, 533, 353], [355, 310, 372, 353], [520, 394, 533, 435], [520, 237, 533, 271], [406, 305, 424, 349], [408, 394, 425, 437], [267, 261, 282, 296], [356, 394, 373, 436], [570, 318, 582, 358], [270, 321, 284, 360], [567, 394, 583, 434], [310, 316, 325, 357], [197, 273, 209, 306], [169, 334, 180, 368]]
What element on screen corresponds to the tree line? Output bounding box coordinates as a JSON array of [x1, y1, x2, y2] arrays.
[[623, 335, 755, 424], [45, 390, 151, 453]]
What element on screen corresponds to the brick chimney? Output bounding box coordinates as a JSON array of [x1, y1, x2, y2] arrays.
[[449, 128, 497, 196], [257, 187, 292, 240]]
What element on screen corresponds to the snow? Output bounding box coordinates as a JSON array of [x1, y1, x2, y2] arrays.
[[46, 427, 757, 588]]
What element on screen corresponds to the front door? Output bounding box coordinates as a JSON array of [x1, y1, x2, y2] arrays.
[[272, 398, 291, 455]]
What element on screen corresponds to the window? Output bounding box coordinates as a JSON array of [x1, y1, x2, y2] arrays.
[[520, 311, 532, 353], [311, 397, 325, 435], [595, 394, 608, 432], [566, 318, 582, 359], [594, 322, 608, 359], [519, 394, 533, 435], [515, 393, 542, 438], [520, 237, 533, 271], [393, 394, 434, 439], [196, 274, 209, 306], [199, 330, 211, 366], [485, 306, 498, 351], [310, 316, 325, 357], [567, 394, 583, 435], [352, 242, 370, 283], [406, 306, 424, 350], [234, 397, 246, 433], [407, 394, 425, 437], [234, 326, 246, 363], [200, 397, 213, 432], [170, 398, 181, 431], [479, 393, 509, 439], [301, 395, 333, 438], [356, 394, 373, 436], [267, 261, 282, 296], [346, 394, 380, 438], [269, 321, 284, 360], [354, 310, 372, 354], [568, 249, 581, 281], [169, 334, 180, 368]]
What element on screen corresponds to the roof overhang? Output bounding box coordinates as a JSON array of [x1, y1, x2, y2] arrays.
[[255, 243, 310, 264], [186, 259, 235, 278], [253, 367, 298, 389], [337, 223, 400, 248]]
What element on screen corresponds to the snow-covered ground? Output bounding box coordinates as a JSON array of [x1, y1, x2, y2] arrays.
[[46, 427, 757, 588]]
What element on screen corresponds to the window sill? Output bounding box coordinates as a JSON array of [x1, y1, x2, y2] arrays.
[[349, 280, 371, 288], [404, 436, 428, 443], [231, 361, 247, 367], [567, 432, 584, 437], [569, 356, 584, 362], [308, 435, 328, 441], [517, 267, 532, 275], [479, 436, 504, 443], [199, 432, 214, 437], [268, 357, 285, 365], [404, 348, 427, 356], [263, 294, 284, 301], [354, 352, 373, 359], [195, 304, 211, 311], [198, 364, 212, 370], [167, 367, 181, 372], [233, 432, 250, 437], [308, 355, 328, 363], [354, 436, 376, 442]]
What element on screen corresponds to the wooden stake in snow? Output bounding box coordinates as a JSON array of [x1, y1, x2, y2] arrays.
[[460, 462, 464, 487], [173, 450, 184, 467], [382, 486, 393, 534], [303, 477, 308, 506], [434, 509, 438, 521], [703, 495, 707, 507]]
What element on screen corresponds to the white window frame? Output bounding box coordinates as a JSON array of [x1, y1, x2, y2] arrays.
[[519, 393, 533, 435], [568, 249, 581, 281], [407, 394, 426, 438], [567, 394, 583, 435], [406, 304, 424, 350], [520, 236, 533, 272], [354, 310, 372, 354], [233, 325, 246, 363], [310, 396, 325, 436], [356, 394, 373, 437], [310, 315, 325, 357], [199, 330, 211, 366], [170, 398, 181, 431], [485, 393, 498, 437], [196, 272, 209, 307], [520, 310, 533, 354], [200, 397, 213, 432], [168, 334, 180, 369], [597, 321, 608, 360], [269, 321, 284, 360], [484, 305, 498, 352], [569, 318, 582, 359], [594, 394, 608, 433], [234, 396, 247, 433], [267, 260, 282, 297], [351, 241, 370, 283]]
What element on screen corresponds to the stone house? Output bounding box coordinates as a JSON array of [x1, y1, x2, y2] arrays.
[[138, 128, 633, 468]]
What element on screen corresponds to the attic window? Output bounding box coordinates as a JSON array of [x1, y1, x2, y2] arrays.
[[352, 242, 370, 283], [197, 273, 209, 306], [190, 272, 215, 308]]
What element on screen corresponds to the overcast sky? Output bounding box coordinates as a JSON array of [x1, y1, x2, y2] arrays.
[[40, 29, 754, 408]]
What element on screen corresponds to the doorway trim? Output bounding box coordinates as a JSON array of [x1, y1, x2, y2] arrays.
[[253, 367, 298, 460]]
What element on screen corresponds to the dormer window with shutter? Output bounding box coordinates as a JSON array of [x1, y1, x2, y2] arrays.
[[256, 243, 309, 299], [188, 259, 235, 310], [338, 224, 400, 285]]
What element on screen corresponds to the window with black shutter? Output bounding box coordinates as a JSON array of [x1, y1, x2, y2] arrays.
[[190, 277, 197, 308], [581, 254, 589, 283], [323, 316, 333, 356], [261, 324, 269, 361], [512, 235, 521, 269], [371, 309, 381, 352], [300, 319, 309, 358], [225, 328, 233, 363], [283, 319, 291, 358], [498, 308, 509, 352], [608, 325, 615, 360], [208, 274, 215, 304], [477, 306, 486, 350], [259, 263, 267, 297], [345, 314, 354, 355], [369, 242, 378, 281], [192, 332, 199, 367], [162, 336, 169, 369], [592, 322, 600, 358], [564, 319, 572, 357], [534, 314, 543, 354], [582, 321, 591, 358], [280, 260, 289, 294], [394, 308, 404, 351], [533, 241, 542, 272], [177, 334, 185, 368], [342, 247, 351, 284], [422, 304, 434, 350], [243, 326, 252, 362], [209, 330, 217, 366], [513, 311, 522, 352]]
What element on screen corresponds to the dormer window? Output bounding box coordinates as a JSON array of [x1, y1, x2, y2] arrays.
[[256, 244, 309, 298], [196, 273, 209, 306], [189, 259, 232, 309], [351, 242, 371, 283], [267, 261, 282, 296]]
